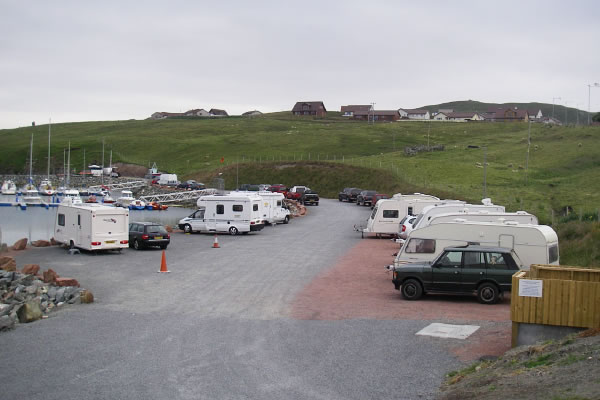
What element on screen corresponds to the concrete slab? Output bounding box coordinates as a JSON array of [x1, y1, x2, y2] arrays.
[[417, 323, 480, 339]]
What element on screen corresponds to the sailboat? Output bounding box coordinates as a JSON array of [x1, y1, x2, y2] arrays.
[[22, 134, 44, 205], [59, 141, 82, 204], [39, 119, 56, 196], [1, 180, 17, 195]]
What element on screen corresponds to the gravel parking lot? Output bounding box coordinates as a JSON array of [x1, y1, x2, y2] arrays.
[[1, 199, 511, 399]]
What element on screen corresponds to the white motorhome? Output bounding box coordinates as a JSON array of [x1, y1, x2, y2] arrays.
[[362, 193, 461, 237], [178, 193, 265, 235], [158, 174, 179, 186], [428, 211, 538, 228], [54, 199, 129, 251], [409, 200, 506, 233], [394, 220, 559, 270], [235, 191, 290, 224]]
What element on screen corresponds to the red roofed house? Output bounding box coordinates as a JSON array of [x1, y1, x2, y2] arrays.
[[292, 101, 327, 117], [353, 110, 400, 122], [341, 104, 372, 117], [490, 108, 529, 122]]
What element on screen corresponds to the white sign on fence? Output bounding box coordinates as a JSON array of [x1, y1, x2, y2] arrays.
[[519, 279, 543, 298]]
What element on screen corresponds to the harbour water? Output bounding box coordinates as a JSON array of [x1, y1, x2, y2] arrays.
[[0, 194, 194, 246]]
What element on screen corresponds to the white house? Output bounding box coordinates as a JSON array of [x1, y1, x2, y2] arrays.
[[184, 109, 210, 117], [433, 112, 449, 121], [400, 109, 431, 120]]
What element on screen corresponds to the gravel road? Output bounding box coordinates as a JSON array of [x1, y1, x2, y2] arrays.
[[2, 199, 465, 400]]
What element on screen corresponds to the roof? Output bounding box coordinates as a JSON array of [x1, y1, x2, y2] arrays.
[[341, 105, 372, 113], [443, 245, 513, 253], [185, 109, 208, 114], [242, 110, 262, 116], [403, 109, 429, 115], [209, 108, 229, 116], [448, 112, 477, 118], [292, 101, 327, 112], [354, 110, 399, 116]]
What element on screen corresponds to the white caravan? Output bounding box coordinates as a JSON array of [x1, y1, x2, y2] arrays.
[[54, 198, 129, 251], [394, 220, 559, 270], [428, 211, 538, 228], [178, 193, 265, 235], [362, 193, 461, 237], [235, 191, 290, 224], [409, 200, 506, 234]]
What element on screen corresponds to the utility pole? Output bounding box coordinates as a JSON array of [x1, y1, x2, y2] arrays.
[[483, 146, 487, 199], [525, 120, 531, 185], [370, 102, 375, 124], [589, 83, 600, 125], [552, 97, 561, 118]]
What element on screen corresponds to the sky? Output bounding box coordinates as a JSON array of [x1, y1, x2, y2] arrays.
[[1, 0, 598, 129]]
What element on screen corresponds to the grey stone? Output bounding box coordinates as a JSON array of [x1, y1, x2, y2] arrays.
[[0, 303, 13, 317], [0, 315, 15, 331], [55, 288, 66, 303], [64, 287, 80, 300], [47, 286, 57, 300]]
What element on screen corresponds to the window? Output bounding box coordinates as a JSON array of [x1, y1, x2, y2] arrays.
[[137, 225, 144, 233], [404, 238, 436, 253], [548, 245, 559, 263], [77, 215, 81, 226], [486, 252, 509, 269], [463, 252, 485, 269], [407, 206, 413, 216], [253, 204, 258, 211], [277, 200, 282, 207], [370, 206, 378, 220], [233, 205, 243, 212], [216, 205, 224, 214], [437, 251, 462, 267], [58, 214, 65, 226], [382, 209, 399, 219]]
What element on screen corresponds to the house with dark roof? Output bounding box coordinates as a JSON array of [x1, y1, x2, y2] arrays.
[[488, 108, 529, 122], [151, 111, 184, 119], [399, 108, 431, 120], [209, 108, 229, 117], [242, 110, 262, 117], [353, 110, 400, 122], [184, 109, 210, 117], [291, 101, 327, 117], [447, 112, 485, 122], [340, 105, 372, 117]]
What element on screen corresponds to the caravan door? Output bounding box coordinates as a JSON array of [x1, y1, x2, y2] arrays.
[[76, 212, 84, 246]]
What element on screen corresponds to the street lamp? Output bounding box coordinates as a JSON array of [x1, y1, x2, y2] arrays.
[[552, 97, 561, 118], [588, 83, 600, 125], [370, 102, 376, 124]]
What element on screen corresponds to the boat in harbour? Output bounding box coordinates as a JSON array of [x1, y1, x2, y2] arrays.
[[39, 179, 56, 196], [1, 180, 17, 195], [128, 199, 146, 210], [63, 188, 83, 204], [117, 190, 136, 207]]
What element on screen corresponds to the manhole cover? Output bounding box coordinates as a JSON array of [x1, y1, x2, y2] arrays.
[[416, 323, 480, 339]]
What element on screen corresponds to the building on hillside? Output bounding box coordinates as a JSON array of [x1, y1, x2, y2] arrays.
[[353, 110, 400, 122], [399, 108, 431, 120], [209, 108, 229, 117], [150, 112, 184, 119], [488, 108, 529, 122], [447, 112, 485, 122], [341, 104, 372, 117], [438, 108, 454, 114], [432, 111, 449, 121], [291, 101, 327, 117], [528, 109, 543, 121], [540, 116, 561, 125], [242, 110, 262, 117], [184, 109, 210, 117]]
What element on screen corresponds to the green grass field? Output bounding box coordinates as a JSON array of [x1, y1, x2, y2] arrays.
[[1, 113, 599, 265]]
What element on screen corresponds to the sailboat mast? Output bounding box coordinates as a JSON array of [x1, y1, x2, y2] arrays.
[[47, 119, 51, 180], [83, 148, 86, 176], [101, 138, 105, 185], [29, 133, 33, 181], [67, 141, 71, 186]]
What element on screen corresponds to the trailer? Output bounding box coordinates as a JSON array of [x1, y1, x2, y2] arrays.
[[54, 199, 129, 251], [178, 193, 265, 235], [410, 200, 506, 232], [393, 220, 559, 270], [362, 193, 461, 237]]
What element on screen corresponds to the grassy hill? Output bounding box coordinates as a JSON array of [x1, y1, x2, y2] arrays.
[[1, 113, 600, 223], [421, 99, 590, 124]]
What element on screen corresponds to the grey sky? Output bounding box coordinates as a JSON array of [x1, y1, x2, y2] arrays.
[[1, 0, 598, 129]]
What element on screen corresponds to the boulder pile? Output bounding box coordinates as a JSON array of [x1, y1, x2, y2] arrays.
[[285, 200, 306, 217], [0, 256, 93, 332]]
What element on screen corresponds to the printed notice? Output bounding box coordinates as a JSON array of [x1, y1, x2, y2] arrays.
[[519, 279, 543, 297]]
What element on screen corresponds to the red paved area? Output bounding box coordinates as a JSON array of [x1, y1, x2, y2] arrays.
[[290, 238, 512, 361]]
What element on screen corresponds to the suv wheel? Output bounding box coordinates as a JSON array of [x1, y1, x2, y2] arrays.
[[229, 226, 239, 236], [401, 279, 423, 300], [477, 282, 500, 304], [133, 239, 141, 250]]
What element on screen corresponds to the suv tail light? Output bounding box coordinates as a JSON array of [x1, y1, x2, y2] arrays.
[[120, 240, 128, 244], [402, 225, 406, 232], [142, 234, 149, 240]]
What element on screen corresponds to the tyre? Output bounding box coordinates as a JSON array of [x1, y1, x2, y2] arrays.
[[401, 279, 423, 300], [315, 202, 319, 206], [477, 282, 500, 304], [133, 239, 142, 250], [338, 196, 342, 202], [356, 200, 361, 206], [283, 215, 290, 224], [160, 244, 168, 250], [69, 240, 75, 250], [183, 224, 192, 234], [229, 226, 239, 236]]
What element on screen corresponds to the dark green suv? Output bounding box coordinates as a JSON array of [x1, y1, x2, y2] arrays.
[[392, 245, 520, 304]]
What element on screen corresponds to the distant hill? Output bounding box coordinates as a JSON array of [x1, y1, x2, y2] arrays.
[[420, 100, 590, 124]]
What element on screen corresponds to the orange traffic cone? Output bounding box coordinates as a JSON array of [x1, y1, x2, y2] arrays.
[[158, 250, 170, 273], [212, 234, 220, 248]]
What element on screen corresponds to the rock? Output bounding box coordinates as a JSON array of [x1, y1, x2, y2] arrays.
[[0, 256, 17, 271], [32, 240, 51, 247], [55, 288, 66, 303], [16, 300, 43, 323], [80, 290, 94, 304], [47, 286, 57, 300], [0, 315, 15, 331], [55, 277, 80, 287], [50, 237, 59, 246], [22, 264, 40, 275], [43, 269, 58, 284], [12, 238, 28, 251], [0, 303, 13, 317]]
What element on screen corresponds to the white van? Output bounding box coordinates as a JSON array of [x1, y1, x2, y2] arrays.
[[236, 191, 290, 224], [158, 174, 178, 186], [54, 199, 129, 251], [394, 220, 559, 270], [362, 193, 461, 237], [178, 193, 265, 235]]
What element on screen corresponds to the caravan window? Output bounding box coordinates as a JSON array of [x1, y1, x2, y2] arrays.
[[216, 205, 224, 214], [548, 245, 559, 263], [404, 238, 436, 253], [383, 209, 399, 219], [407, 206, 413, 215], [77, 215, 81, 226], [277, 200, 282, 207], [370, 206, 378, 220], [58, 214, 65, 226], [233, 205, 243, 212], [253, 204, 258, 211]]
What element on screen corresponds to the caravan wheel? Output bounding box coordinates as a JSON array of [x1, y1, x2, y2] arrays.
[[229, 227, 239, 236], [283, 215, 290, 224], [69, 241, 75, 250]]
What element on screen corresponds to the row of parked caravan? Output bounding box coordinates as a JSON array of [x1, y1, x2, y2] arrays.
[[361, 193, 560, 270], [177, 191, 291, 235]]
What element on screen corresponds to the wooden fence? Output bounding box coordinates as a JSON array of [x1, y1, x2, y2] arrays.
[[511, 264, 600, 330]]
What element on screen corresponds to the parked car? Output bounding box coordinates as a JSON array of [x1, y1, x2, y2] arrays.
[[392, 245, 520, 304], [370, 193, 389, 209], [356, 190, 377, 206], [268, 184, 289, 196], [178, 180, 205, 190], [129, 221, 170, 250], [399, 215, 417, 238], [287, 186, 309, 200], [338, 187, 363, 202], [301, 190, 319, 206], [258, 184, 271, 191]]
